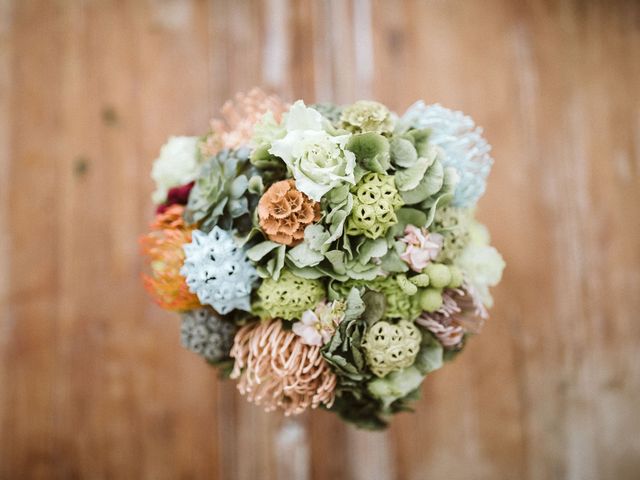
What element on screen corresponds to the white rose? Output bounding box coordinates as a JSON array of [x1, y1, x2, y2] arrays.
[[151, 136, 200, 204], [269, 101, 356, 201]]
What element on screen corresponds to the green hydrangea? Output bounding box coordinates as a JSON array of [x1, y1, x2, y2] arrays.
[[346, 173, 404, 239], [362, 320, 421, 377], [256, 270, 325, 321], [431, 206, 472, 263], [184, 148, 255, 232], [333, 276, 421, 321], [340, 100, 394, 135]]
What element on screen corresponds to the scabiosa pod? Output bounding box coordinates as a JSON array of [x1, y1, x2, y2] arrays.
[[361, 320, 421, 378], [346, 172, 404, 239]]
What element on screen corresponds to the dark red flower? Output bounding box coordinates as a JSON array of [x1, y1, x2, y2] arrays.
[[156, 181, 195, 214]]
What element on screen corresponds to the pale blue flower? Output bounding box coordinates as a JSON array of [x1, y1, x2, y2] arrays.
[[399, 102, 493, 207], [181, 227, 258, 314]]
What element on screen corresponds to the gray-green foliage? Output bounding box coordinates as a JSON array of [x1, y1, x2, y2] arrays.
[[185, 148, 259, 232], [180, 308, 237, 363], [322, 288, 370, 388], [346, 132, 391, 173]]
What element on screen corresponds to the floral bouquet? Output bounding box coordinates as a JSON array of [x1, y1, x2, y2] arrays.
[[141, 89, 505, 429]]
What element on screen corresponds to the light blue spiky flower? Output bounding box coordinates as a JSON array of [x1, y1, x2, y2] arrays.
[[181, 227, 257, 314], [399, 101, 493, 207]]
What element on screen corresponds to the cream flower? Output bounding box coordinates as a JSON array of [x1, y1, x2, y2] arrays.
[[456, 244, 505, 307], [400, 225, 444, 272], [151, 136, 200, 204], [292, 301, 345, 346], [269, 101, 356, 201]]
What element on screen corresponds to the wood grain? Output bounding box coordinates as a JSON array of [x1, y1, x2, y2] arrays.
[[1, 0, 639, 479]]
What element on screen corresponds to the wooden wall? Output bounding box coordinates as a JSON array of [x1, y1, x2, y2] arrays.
[[1, 1, 639, 479]]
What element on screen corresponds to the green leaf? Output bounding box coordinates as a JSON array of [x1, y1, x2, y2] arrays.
[[400, 160, 444, 204], [265, 244, 286, 280], [344, 288, 366, 322], [228, 197, 248, 218], [423, 191, 453, 228], [247, 175, 264, 195], [405, 128, 431, 157], [395, 156, 431, 191], [230, 175, 248, 198], [346, 132, 391, 173], [361, 290, 386, 324], [390, 137, 418, 168], [287, 242, 325, 268], [250, 144, 284, 169], [358, 238, 388, 264], [368, 366, 425, 409], [379, 246, 409, 273], [246, 241, 281, 262], [413, 332, 444, 375], [304, 224, 331, 250]]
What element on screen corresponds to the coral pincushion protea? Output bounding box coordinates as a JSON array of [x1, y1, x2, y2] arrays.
[[140, 205, 200, 311]]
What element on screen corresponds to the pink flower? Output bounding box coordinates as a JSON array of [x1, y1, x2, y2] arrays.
[[292, 301, 344, 346], [399, 225, 443, 272]]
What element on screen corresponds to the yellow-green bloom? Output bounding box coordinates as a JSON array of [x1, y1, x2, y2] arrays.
[[340, 100, 395, 135], [346, 172, 404, 239], [257, 270, 325, 321]]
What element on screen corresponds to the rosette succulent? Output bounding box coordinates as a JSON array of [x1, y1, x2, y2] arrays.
[[184, 147, 255, 232]]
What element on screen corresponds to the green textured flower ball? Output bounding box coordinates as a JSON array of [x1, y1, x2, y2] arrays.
[[257, 270, 326, 321], [346, 172, 404, 239], [362, 320, 421, 377]]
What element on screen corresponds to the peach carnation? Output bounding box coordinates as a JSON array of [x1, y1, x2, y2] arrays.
[[202, 88, 288, 156], [140, 205, 201, 311], [258, 179, 321, 246]]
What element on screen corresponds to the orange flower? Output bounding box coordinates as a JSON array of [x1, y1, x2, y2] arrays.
[[140, 205, 201, 311], [258, 179, 321, 246], [202, 88, 288, 156]]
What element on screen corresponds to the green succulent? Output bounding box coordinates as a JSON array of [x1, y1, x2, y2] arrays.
[[184, 147, 258, 232]]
